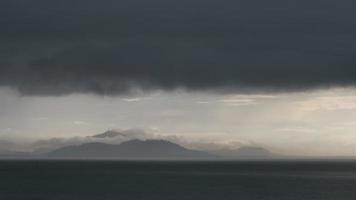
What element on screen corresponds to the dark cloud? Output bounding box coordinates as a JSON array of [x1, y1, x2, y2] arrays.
[[1, 0, 356, 95]]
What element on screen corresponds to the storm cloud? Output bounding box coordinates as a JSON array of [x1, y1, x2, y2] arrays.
[[1, 0, 356, 95]]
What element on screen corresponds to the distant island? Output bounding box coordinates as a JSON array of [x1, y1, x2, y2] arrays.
[[0, 130, 279, 160], [46, 139, 278, 160], [47, 139, 215, 160]]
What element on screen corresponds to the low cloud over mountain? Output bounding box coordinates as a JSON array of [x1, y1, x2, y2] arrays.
[[0, 129, 278, 159]]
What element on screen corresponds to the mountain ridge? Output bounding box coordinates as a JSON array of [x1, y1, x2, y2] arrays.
[[47, 139, 216, 160], [92, 130, 127, 138]]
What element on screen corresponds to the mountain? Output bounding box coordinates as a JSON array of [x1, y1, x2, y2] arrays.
[[31, 130, 149, 154], [211, 146, 279, 159], [92, 130, 126, 138], [91, 129, 153, 140], [0, 129, 280, 159], [47, 139, 216, 160]]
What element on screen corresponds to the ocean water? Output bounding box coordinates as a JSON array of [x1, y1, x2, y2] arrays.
[[1, 160, 356, 200]]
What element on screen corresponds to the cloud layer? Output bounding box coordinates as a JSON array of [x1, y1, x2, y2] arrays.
[[1, 0, 356, 95]]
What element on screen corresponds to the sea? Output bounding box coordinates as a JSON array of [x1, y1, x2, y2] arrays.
[[1, 160, 356, 200]]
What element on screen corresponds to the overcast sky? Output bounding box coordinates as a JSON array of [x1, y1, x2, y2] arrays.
[[1, 0, 356, 156], [2, 87, 356, 156]]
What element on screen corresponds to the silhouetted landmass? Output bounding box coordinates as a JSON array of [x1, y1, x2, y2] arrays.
[[0, 135, 280, 160], [47, 139, 215, 160]]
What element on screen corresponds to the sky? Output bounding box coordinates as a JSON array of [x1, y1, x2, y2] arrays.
[[1, 0, 356, 156], [2, 87, 356, 156]]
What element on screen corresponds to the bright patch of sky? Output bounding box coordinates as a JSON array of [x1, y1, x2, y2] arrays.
[[2, 87, 356, 155]]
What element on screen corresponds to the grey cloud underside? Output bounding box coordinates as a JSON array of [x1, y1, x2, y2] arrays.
[[1, 0, 356, 95]]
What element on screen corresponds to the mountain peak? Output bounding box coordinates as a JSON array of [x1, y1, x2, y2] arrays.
[[121, 139, 180, 146], [92, 130, 126, 138]]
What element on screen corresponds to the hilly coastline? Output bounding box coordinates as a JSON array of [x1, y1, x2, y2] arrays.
[[47, 139, 216, 160]]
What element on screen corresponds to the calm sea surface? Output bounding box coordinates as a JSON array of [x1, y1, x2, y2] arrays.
[[1, 160, 356, 200]]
